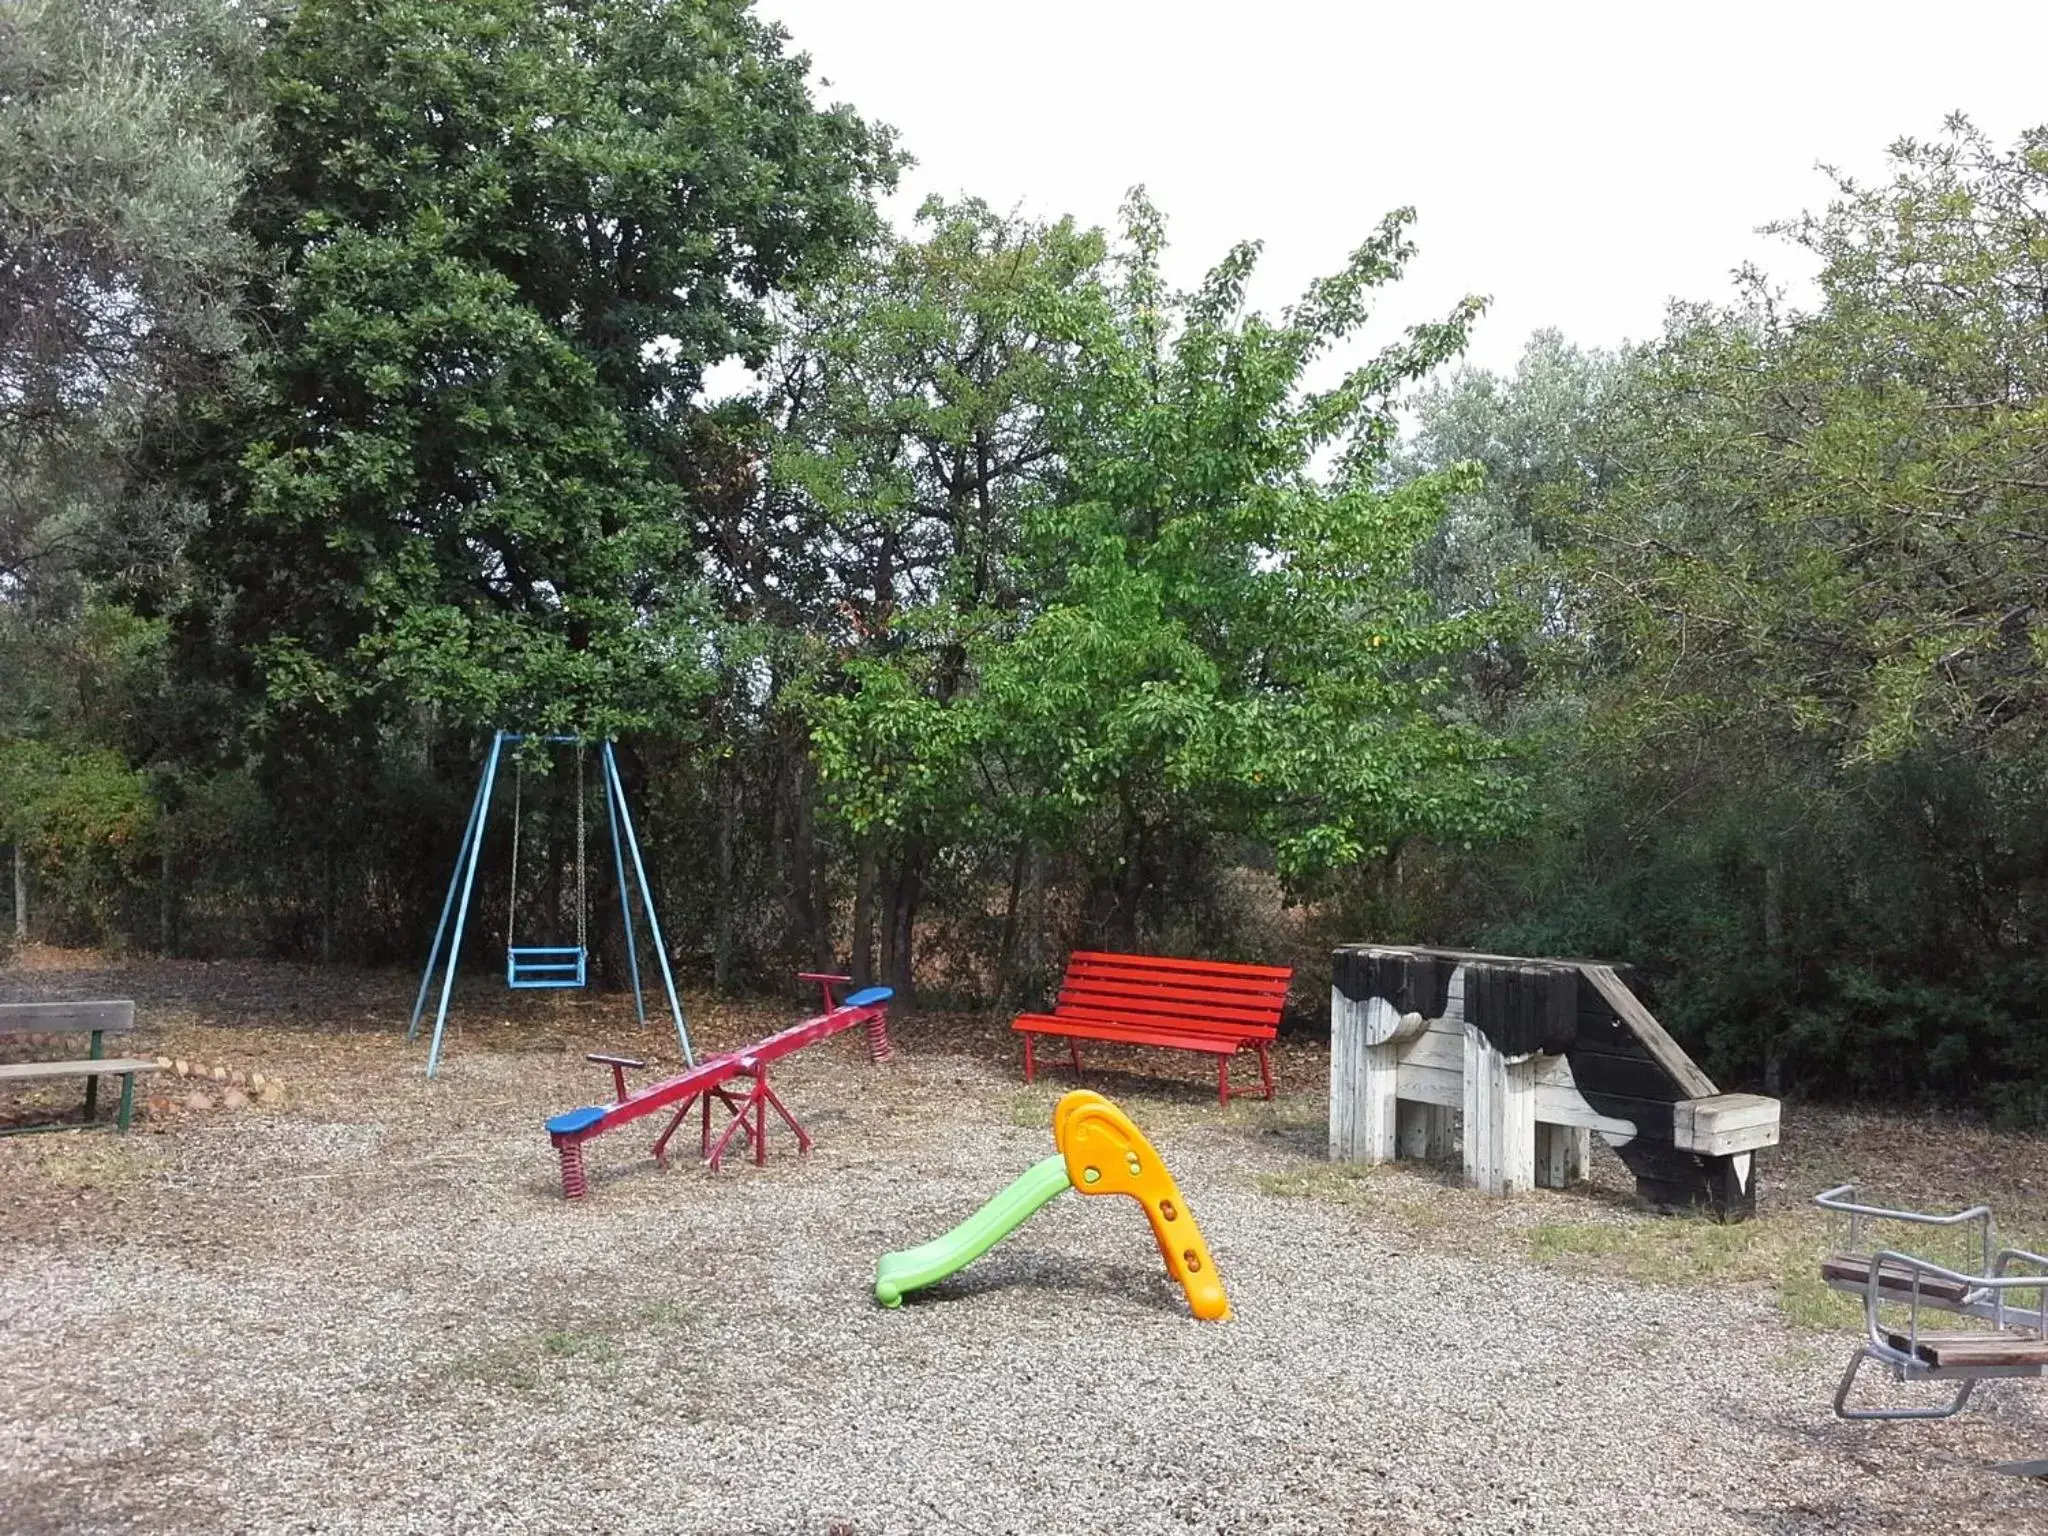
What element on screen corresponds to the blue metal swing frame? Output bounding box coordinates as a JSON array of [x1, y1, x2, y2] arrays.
[[406, 732, 693, 1078]]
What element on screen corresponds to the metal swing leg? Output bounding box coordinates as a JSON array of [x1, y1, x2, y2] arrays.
[[1833, 1347, 1979, 1421]]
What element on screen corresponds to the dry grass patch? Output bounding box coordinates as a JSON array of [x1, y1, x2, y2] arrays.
[[1258, 1102, 2048, 1334]]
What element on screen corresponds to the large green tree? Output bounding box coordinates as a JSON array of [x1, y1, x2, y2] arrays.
[[178, 0, 900, 740], [807, 194, 1529, 972], [765, 197, 1106, 990], [1405, 119, 2048, 1110], [1562, 117, 2048, 766]]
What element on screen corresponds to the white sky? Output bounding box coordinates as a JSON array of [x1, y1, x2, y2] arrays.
[[758, 0, 2048, 378]]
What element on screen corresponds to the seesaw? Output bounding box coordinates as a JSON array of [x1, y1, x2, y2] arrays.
[[544, 975, 892, 1199], [874, 1089, 1229, 1321]]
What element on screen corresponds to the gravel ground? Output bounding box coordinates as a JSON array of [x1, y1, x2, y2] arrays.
[[4, 957, 2048, 1534]]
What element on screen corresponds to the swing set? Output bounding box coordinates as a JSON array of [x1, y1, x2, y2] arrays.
[[407, 731, 692, 1078]]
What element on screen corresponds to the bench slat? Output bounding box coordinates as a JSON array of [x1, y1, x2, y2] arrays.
[[0, 1058, 158, 1081], [1820, 1255, 1975, 1307], [1885, 1330, 2048, 1369], [0, 1000, 136, 1035], [1014, 1014, 1242, 1054], [1067, 950, 1292, 983], [1055, 996, 1280, 1035], [1047, 1002, 1277, 1041], [1063, 972, 1289, 1009], [1058, 976, 1286, 1019]]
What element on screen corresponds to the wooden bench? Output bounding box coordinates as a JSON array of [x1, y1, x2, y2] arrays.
[[0, 1000, 156, 1134], [1815, 1184, 2048, 1420], [1012, 951, 1292, 1105]]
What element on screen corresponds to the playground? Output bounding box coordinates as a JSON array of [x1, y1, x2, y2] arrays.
[[3, 953, 2047, 1534]]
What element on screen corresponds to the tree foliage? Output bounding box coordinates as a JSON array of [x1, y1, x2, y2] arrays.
[[176, 0, 900, 739], [801, 194, 1526, 961], [1403, 119, 2048, 1112]]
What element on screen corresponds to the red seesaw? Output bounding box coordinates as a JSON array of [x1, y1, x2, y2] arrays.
[[544, 976, 894, 1200]]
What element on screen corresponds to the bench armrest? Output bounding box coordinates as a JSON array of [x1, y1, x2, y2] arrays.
[[1817, 1184, 1996, 1275], [1863, 1249, 2048, 1344]]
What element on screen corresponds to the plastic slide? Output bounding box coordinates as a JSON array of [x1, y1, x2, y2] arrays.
[[873, 1154, 1073, 1307], [871, 1089, 1230, 1321]]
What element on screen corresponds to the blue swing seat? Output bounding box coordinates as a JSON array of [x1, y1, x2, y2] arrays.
[[508, 946, 587, 988]]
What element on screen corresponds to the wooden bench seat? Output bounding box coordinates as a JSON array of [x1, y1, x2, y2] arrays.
[[1012, 951, 1292, 1105], [1822, 1254, 1976, 1308], [0, 1058, 159, 1082], [0, 999, 150, 1132], [1882, 1331, 2048, 1370]]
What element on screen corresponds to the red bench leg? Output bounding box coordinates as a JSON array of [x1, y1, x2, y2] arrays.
[[1068, 1038, 1083, 1083], [1023, 1034, 1036, 1083], [1256, 1040, 1275, 1100], [1219, 1055, 1230, 1106]]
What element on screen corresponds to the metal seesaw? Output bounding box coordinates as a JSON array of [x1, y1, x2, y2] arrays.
[[544, 976, 893, 1200]]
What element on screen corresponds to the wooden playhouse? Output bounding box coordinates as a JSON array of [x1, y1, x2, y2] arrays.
[[1330, 945, 1780, 1218]]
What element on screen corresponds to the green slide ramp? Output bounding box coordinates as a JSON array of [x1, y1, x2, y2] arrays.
[[875, 1154, 1072, 1307]]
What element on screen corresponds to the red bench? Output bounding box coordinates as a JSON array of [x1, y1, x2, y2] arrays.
[[1012, 951, 1292, 1105]]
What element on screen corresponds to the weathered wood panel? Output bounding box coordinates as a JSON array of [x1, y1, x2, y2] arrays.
[[0, 1000, 135, 1035], [1673, 1093, 1781, 1155], [1397, 1100, 1454, 1160], [1463, 1027, 1536, 1195], [1394, 1060, 1464, 1108], [1535, 1123, 1591, 1188]]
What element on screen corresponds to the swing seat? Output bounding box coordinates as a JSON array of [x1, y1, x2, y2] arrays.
[[508, 946, 587, 988]]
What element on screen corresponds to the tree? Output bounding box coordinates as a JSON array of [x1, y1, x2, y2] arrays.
[[1561, 116, 2048, 768], [1436, 119, 2048, 1108], [765, 197, 1107, 992], [0, 0, 259, 465], [176, 0, 901, 741], [809, 192, 1530, 971]]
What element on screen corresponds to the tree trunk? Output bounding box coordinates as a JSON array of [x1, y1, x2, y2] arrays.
[[994, 839, 1029, 1003], [784, 753, 831, 972], [883, 855, 921, 1006], [850, 839, 878, 987], [320, 844, 336, 964], [713, 759, 737, 993], [159, 843, 173, 956], [1762, 854, 1786, 1095], [1083, 818, 1148, 952]]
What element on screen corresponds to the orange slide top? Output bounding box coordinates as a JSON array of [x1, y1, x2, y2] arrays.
[[1052, 1090, 1230, 1322]]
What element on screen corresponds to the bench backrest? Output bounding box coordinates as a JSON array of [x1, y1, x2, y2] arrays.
[[1054, 952, 1291, 1041], [0, 1000, 135, 1036]]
